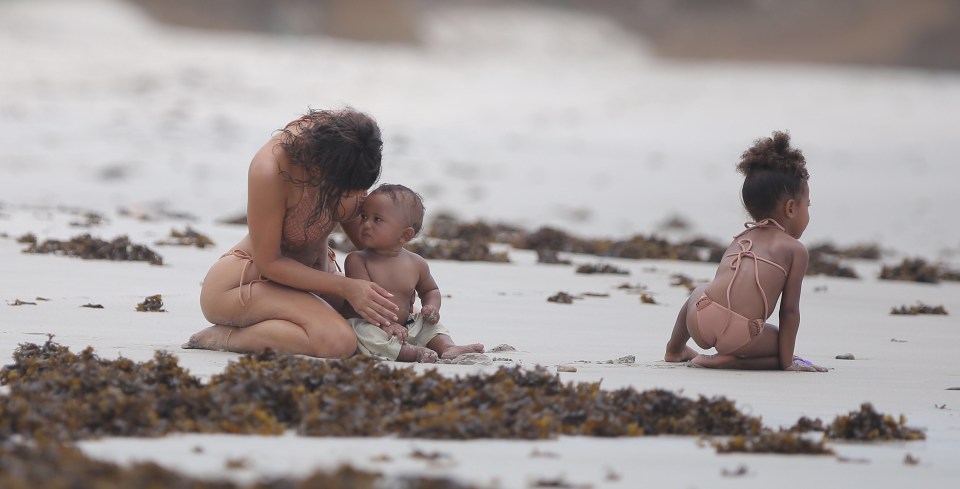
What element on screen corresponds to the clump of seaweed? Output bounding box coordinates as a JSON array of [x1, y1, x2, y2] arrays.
[[0, 340, 764, 443], [827, 403, 926, 441], [670, 274, 697, 291], [784, 416, 826, 433], [16, 233, 37, 244], [0, 440, 476, 489], [809, 243, 881, 260], [547, 292, 576, 304], [68, 211, 106, 228], [406, 240, 509, 263], [22, 234, 163, 265], [536, 249, 572, 265], [890, 302, 948, 315], [154, 227, 215, 248], [714, 431, 833, 455], [806, 251, 858, 278], [879, 258, 945, 284], [136, 294, 166, 312], [426, 213, 526, 244], [575, 263, 629, 275]]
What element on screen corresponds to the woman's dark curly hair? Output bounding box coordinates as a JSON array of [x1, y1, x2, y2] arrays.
[[278, 108, 382, 227], [736, 131, 809, 220]]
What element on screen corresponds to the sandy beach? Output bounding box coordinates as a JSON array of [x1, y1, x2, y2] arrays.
[[2, 1, 959, 487]]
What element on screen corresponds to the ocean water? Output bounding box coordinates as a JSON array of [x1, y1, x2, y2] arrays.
[[1, 0, 958, 262]]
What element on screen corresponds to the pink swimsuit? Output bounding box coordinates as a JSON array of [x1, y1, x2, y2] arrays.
[[224, 187, 337, 306], [693, 219, 788, 354]]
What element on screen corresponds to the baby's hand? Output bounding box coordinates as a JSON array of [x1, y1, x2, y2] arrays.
[[380, 322, 408, 343], [420, 305, 440, 324]]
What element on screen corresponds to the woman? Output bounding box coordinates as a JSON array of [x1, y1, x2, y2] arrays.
[[184, 108, 399, 358]]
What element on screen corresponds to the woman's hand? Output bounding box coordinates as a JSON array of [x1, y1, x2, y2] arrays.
[[380, 322, 408, 343], [344, 278, 399, 327]]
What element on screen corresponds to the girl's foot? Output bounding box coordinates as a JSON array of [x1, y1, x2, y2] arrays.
[[182, 325, 233, 351], [440, 343, 485, 360], [664, 345, 698, 362]]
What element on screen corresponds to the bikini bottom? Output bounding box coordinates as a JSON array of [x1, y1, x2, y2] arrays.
[[222, 247, 339, 307], [694, 294, 764, 355]]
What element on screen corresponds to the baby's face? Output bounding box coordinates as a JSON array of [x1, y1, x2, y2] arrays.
[[357, 192, 410, 249]]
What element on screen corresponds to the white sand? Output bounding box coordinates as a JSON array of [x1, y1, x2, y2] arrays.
[[2, 1, 960, 487]]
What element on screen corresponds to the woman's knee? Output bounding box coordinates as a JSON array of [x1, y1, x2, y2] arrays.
[[306, 319, 358, 359]]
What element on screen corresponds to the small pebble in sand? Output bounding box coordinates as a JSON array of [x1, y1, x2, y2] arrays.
[[835, 353, 855, 360], [639, 293, 657, 304], [547, 292, 576, 304], [604, 355, 636, 364], [557, 365, 577, 373], [488, 344, 516, 352], [904, 453, 920, 465]]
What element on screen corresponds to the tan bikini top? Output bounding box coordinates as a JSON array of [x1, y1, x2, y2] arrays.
[[723, 219, 789, 318], [281, 187, 333, 252]]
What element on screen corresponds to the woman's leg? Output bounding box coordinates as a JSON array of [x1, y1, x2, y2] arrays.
[[189, 255, 357, 358]]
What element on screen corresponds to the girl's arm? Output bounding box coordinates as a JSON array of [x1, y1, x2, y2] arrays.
[[245, 140, 398, 326], [777, 243, 809, 370]]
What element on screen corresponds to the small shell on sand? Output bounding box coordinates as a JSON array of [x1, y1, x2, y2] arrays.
[[835, 353, 855, 360], [557, 365, 577, 373]]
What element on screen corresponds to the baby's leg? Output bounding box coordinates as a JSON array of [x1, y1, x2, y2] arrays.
[[396, 344, 438, 363], [426, 334, 484, 360], [664, 285, 708, 362]]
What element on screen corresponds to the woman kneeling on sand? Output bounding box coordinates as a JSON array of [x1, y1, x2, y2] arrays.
[[184, 108, 400, 357]]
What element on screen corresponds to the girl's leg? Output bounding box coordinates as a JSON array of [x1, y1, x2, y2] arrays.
[[690, 323, 780, 369], [664, 285, 708, 362]]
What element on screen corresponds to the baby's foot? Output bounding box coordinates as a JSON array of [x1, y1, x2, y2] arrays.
[[415, 347, 439, 363], [181, 326, 232, 351], [664, 345, 698, 363], [440, 343, 485, 360]]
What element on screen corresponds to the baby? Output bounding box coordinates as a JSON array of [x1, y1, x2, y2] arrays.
[[663, 131, 826, 371], [342, 184, 484, 363]]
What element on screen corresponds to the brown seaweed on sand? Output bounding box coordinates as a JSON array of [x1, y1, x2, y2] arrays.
[[136, 294, 166, 312], [406, 240, 509, 263], [879, 258, 956, 284], [890, 302, 948, 315], [0, 441, 476, 489], [575, 263, 629, 275], [713, 431, 833, 455], [827, 403, 926, 441], [547, 292, 576, 304], [426, 213, 526, 244], [22, 234, 163, 265], [0, 340, 765, 443], [154, 227, 215, 248]]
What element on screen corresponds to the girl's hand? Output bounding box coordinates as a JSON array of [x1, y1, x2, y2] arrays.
[[420, 305, 440, 324], [380, 322, 408, 343], [786, 356, 828, 372], [344, 278, 398, 327]]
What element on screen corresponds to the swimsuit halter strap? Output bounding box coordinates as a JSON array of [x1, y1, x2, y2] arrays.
[[722, 218, 789, 326], [733, 218, 786, 239]]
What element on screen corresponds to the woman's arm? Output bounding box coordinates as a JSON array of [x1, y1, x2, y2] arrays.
[[777, 243, 809, 370], [245, 140, 398, 326]]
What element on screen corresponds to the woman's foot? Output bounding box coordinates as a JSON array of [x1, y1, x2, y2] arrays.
[[440, 343, 485, 360], [689, 353, 737, 369], [182, 325, 233, 351], [664, 345, 699, 363]]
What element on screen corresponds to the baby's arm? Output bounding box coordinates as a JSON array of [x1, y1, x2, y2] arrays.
[[414, 255, 441, 324], [778, 243, 809, 370]]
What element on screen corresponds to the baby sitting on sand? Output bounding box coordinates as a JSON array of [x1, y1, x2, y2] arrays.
[[341, 184, 484, 363]]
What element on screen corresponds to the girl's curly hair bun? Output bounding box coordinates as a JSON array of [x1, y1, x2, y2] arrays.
[[736, 131, 809, 181]]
